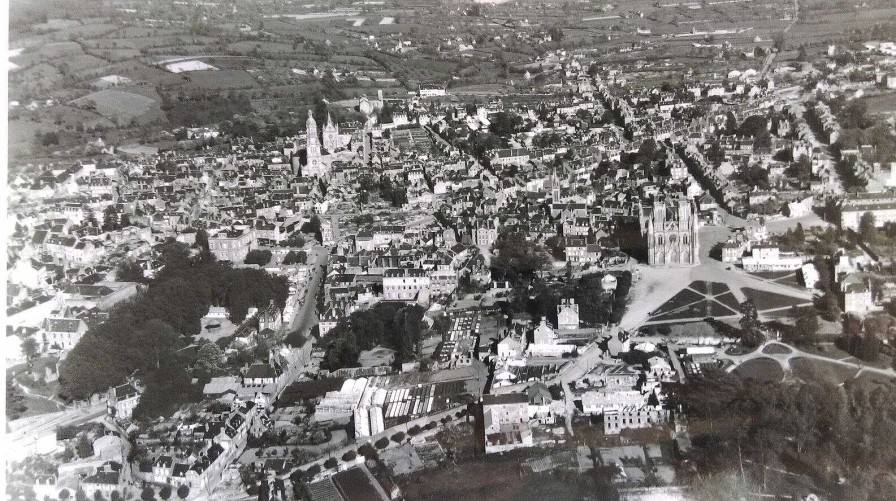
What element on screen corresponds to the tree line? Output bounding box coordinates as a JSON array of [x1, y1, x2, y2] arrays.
[[669, 369, 896, 500], [58, 241, 289, 419]]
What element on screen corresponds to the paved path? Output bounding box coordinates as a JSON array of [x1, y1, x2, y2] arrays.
[[620, 221, 816, 330], [14, 379, 69, 411], [285, 246, 328, 334], [561, 380, 575, 437], [721, 340, 896, 380]]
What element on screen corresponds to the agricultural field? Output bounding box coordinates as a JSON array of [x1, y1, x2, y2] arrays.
[[69, 88, 162, 124], [177, 69, 260, 91]]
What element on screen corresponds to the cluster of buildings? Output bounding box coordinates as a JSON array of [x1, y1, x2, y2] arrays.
[[11, 10, 896, 498]]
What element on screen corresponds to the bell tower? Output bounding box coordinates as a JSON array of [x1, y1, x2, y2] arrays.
[[305, 110, 322, 176]]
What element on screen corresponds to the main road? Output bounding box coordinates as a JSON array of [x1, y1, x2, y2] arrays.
[[284, 245, 329, 335]]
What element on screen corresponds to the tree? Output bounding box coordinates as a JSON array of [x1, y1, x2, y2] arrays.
[[38, 130, 60, 147], [159, 486, 172, 501], [488, 111, 521, 137], [176, 485, 189, 500], [859, 212, 876, 242], [286, 233, 306, 247], [375, 437, 390, 449], [59, 490, 71, 501], [391, 432, 405, 443], [548, 26, 564, 41], [115, 260, 144, 282], [820, 290, 840, 321], [706, 141, 725, 166], [193, 342, 225, 380], [76, 433, 93, 458], [324, 457, 338, 469], [102, 206, 120, 232], [738, 115, 768, 137], [738, 300, 764, 348], [792, 310, 819, 344], [358, 443, 378, 460], [282, 251, 307, 265], [786, 154, 812, 184], [736, 163, 770, 190], [491, 232, 550, 278], [244, 249, 272, 266], [6, 381, 27, 420], [21, 337, 39, 361], [341, 450, 357, 461], [635, 138, 658, 167], [195, 229, 209, 252]]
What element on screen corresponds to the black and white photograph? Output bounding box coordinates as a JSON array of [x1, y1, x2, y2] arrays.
[[6, 0, 896, 499]]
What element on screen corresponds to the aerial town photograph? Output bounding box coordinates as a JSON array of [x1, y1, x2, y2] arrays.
[[5, 0, 896, 499]]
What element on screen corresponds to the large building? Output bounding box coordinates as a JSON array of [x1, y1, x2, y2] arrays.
[[382, 268, 430, 303], [322, 112, 340, 152], [840, 191, 896, 231], [301, 111, 327, 177], [641, 195, 699, 267], [208, 228, 256, 263]]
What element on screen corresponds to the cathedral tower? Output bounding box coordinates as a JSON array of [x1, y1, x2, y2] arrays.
[[643, 194, 699, 267], [322, 112, 339, 152], [305, 110, 323, 177]]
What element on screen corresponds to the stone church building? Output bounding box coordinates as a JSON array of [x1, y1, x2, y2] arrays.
[[641, 194, 699, 267]]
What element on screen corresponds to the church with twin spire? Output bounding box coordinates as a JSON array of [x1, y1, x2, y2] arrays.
[[294, 110, 340, 178]]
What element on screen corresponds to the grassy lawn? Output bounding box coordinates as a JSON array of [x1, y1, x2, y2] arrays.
[[17, 394, 66, 418], [762, 343, 793, 355], [741, 288, 809, 311], [790, 357, 859, 385], [733, 358, 784, 383]]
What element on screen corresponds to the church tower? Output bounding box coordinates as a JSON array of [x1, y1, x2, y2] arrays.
[[305, 110, 323, 177], [643, 194, 699, 267], [322, 112, 339, 152]]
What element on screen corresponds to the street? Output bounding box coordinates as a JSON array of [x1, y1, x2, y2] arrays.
[[284, 245, 329, 335]]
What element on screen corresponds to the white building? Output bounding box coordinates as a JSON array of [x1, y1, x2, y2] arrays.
[[383, 268, 430, 303], [741, 245, 804, 272]]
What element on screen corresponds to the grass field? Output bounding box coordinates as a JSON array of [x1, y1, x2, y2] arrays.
[[70, 89, 158, 123], [179, 69, 259, 90], [741, 288, 808, 311], [39, 41, 82, 58], [762, 343, 792, 356], [790, 357, 859, 385], [733, 357, 784, 383]]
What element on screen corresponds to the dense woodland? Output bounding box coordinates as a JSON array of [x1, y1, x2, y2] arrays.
[[58, 241, 289, 419], [670, 370, 896, 501], [322, 302, 427, 371]]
